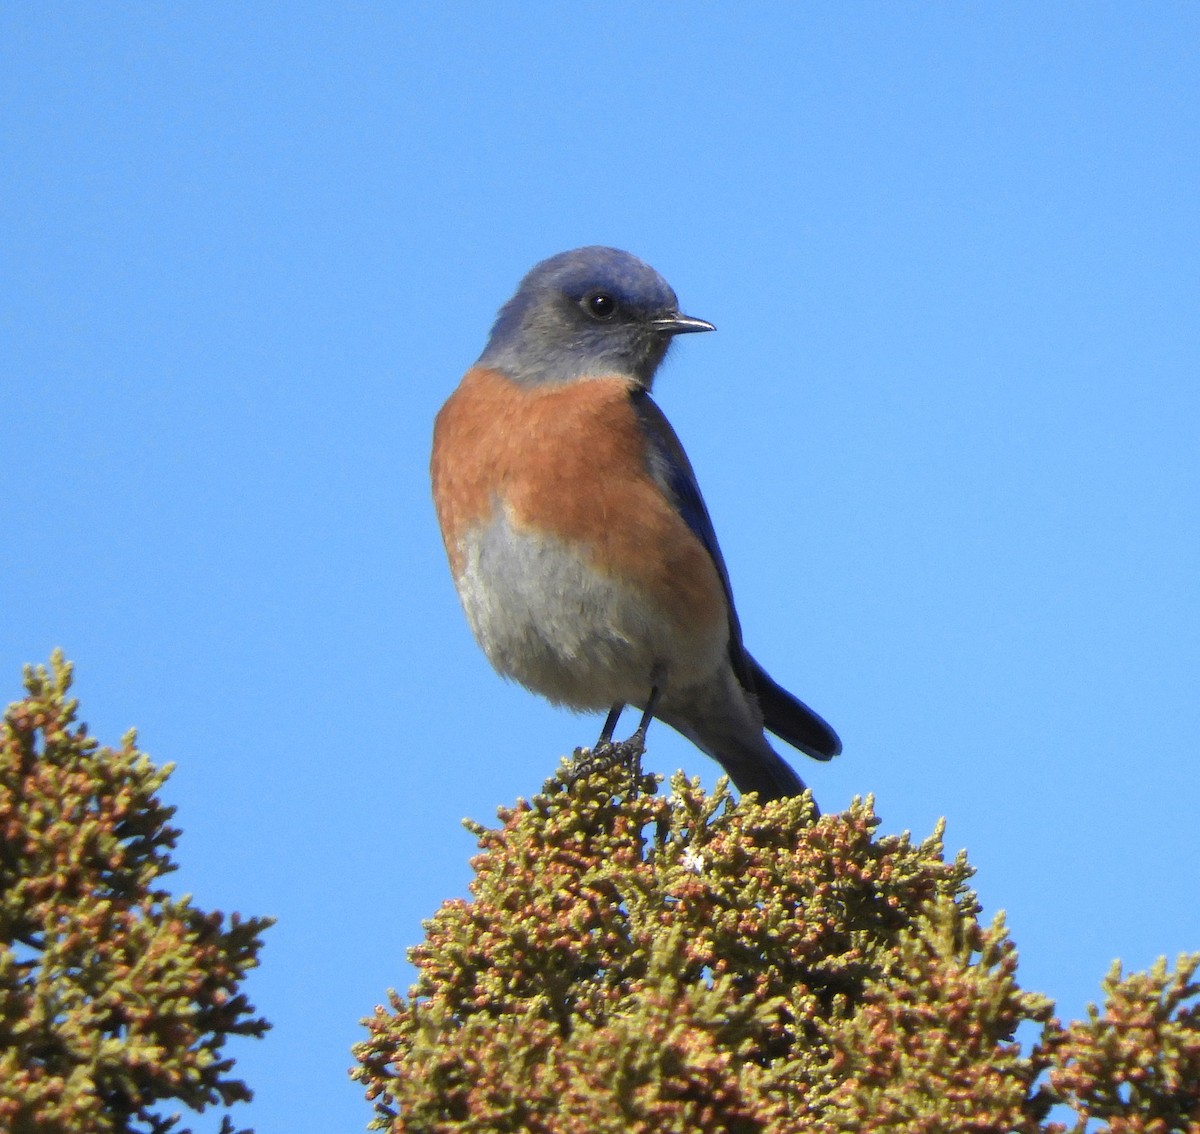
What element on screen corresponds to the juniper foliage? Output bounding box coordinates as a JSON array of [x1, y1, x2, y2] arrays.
[[354, 753, 1199, 1133], [0, 653, 272, 1134]]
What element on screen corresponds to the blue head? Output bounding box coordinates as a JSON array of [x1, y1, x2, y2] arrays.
[[478, 246, 714, 388]]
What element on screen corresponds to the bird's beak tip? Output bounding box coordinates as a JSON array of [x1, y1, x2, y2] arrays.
[[654, 313, 716, 335]]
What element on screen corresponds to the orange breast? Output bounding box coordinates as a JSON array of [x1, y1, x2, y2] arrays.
[[431, 366, 726, 634]]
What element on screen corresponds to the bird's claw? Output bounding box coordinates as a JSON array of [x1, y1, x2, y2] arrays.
[[562, 733, 646, 796]]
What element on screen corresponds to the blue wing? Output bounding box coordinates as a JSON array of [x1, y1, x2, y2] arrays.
[[630, 389, 842, 761], [629, 389, 753, 688]]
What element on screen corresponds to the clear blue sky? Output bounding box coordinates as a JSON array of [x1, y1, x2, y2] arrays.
[[3, 5, 1197, 1131]]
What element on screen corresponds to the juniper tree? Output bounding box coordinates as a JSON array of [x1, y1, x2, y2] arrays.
[[354, 753, 1199, 1133], [0, 653, 271, 1134]]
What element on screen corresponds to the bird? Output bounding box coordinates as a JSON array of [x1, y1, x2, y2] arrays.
[[430, 246, 841, 802]]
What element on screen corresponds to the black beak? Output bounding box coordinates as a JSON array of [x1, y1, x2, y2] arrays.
[[650, 312, 716, 335]]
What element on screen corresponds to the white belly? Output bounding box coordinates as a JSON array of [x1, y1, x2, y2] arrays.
[[453, 510, 727, 710]]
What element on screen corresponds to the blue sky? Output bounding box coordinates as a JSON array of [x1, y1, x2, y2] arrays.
[[3, 5, 1198, 1131]]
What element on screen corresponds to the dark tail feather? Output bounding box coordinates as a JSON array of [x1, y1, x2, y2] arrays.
[[656, 705, 817, 805], [747, 657, 842, 762], [718, 745, 813, 804]]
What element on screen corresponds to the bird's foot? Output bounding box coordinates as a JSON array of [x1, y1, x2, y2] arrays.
[[560, 732, 648, 798]]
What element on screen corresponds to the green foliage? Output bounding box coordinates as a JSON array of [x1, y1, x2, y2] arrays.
[[0, 653, 272, 1134], [353, 753, 1199, 1133], [1042, 955, 1200, 1133]]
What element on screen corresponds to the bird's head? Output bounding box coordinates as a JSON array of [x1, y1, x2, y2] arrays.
[[478, 246, 714, 388]]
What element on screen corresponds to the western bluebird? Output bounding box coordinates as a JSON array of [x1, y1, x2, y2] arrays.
[[431, 246, 841, 802]]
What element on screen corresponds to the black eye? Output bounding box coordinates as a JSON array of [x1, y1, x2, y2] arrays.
[[583, 292, 617, 320]]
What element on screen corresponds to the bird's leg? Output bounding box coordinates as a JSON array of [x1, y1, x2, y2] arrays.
[[597, 703, 625, 748], [564, 684, 658, 795], [615, 683, 659, 792], [630, 685, 660, 746]]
